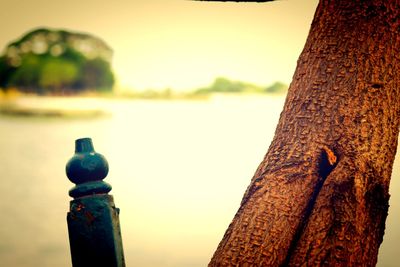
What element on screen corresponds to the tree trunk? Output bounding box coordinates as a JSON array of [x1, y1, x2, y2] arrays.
[[209, 1, 400, 266]]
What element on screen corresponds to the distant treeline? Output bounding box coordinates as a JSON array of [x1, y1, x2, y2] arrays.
[[194, 77, 287, 95], [117, 78, 288, 100]]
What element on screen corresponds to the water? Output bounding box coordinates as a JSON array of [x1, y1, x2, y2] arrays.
[[0, 96, 398, 266]]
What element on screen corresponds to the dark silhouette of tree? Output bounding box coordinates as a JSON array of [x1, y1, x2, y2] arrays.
[[207, 1, 400, 266]]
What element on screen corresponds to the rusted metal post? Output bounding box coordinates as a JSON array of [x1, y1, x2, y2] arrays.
[[66, 137, 125, 267]]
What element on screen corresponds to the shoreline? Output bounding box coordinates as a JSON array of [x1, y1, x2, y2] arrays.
[[0, 92, 286, 118]]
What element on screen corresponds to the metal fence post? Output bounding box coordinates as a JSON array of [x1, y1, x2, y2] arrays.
[[66, 137, 125, 267]]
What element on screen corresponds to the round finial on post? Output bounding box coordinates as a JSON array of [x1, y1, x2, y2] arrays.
[[66, 138, 112, 198]]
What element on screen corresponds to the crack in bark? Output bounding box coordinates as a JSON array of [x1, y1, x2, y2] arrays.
[[280, 147, 339, 267]]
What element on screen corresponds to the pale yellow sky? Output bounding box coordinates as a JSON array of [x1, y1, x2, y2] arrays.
[[0, 0, 319, 90]]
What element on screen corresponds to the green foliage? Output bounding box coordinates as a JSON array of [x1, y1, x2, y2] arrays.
[[80, 58, 114, 91], [0, 56, 16, 89], [264, 81, 288, 93], [194, 77, 287, 95], [39, 58, 79, 90], [8, 53, 42, 90], [0, 28, 114, 94], [211, 77, 245, 92]]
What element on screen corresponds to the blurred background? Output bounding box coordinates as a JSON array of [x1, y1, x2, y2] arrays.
[[0, 0, 398, 266]]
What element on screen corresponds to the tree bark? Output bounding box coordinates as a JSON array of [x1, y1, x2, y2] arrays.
[[209, 1, 400, 266]]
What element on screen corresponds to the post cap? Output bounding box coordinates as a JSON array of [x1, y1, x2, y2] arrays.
[[66, 138, 112, 198]]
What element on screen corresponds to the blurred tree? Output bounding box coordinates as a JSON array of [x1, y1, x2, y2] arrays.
[[0, 57, 15, 89], [7, 53, 41, 91], [39, 58, 79, 92], [80, 58, 114, 91], [265, 81, 287, 93], [212, 77, 244, 92], [195, 77, 277, 94], [0, 28, 114, 94]]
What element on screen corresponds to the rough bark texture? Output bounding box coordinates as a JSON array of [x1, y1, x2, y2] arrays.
[[209, 1, 400, 266]]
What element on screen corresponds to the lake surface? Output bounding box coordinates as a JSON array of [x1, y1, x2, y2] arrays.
[[0, 96, 398, 267]]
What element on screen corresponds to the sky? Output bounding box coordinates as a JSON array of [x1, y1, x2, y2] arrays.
[[0, 0, 319, 91]]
